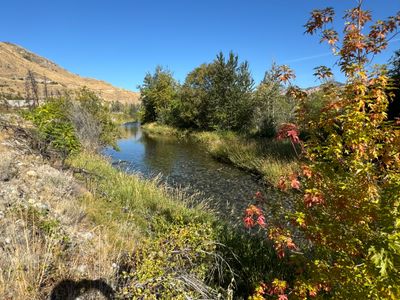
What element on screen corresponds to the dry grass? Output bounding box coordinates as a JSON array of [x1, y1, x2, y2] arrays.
[[0, 116, 125, 298], [0, 204, 124, 299]]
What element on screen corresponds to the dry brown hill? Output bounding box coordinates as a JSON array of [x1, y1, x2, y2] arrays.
[[0, 42, 140, 104]]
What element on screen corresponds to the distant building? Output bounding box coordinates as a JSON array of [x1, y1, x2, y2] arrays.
[[1, 99, 36, 108]]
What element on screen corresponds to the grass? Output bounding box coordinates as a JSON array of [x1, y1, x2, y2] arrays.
[[142, 123, 299, 186], [0, 203, 122, 299], [67, 151, 230, 298], [110, 112, 138, 125], [68, 151, 214, 234], [1, 113, 297, 298], [67, 151, 295, 298]]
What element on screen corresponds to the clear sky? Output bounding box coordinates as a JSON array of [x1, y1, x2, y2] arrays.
[[1, 0, 399, 92]]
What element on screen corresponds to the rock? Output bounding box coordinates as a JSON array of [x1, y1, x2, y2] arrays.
[[4, 238, 11, 244], [79, 232, 94, 240], [0, 155, 17, 181], [34, 202, 49, 212], [26, 170, 38, 178], [76, 264, 87, 274]]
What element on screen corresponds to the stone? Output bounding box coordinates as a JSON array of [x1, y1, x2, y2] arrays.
[[76, 264, 87, 274], [80, 232, 94, 240], [26, 170, 38, 178], [34, 202, 49, 212]]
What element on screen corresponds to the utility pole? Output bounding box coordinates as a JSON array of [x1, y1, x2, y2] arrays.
[[26, 70, 39, 107], [43, 74, 49, 100]]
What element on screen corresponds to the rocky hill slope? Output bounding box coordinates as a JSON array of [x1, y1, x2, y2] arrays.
[[0, 42, 139, 104]]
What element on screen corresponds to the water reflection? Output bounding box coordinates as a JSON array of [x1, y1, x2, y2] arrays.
[[104, 123, 266, 214]]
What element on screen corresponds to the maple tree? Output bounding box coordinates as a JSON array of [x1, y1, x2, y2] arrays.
[[245, 1, 400, 298]]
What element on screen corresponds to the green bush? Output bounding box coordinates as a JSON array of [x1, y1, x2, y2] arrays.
[[25, 88, 118, 159], [25, 99, 80, 157], [119, 221, 221, 299], [75, 88, 118, 147]]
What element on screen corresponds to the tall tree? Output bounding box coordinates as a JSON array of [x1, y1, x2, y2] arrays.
[[138, 66, 178, 124], [177, 64, 214, 129], [253, 63, 295, 137], [209, 52, 254, 131]]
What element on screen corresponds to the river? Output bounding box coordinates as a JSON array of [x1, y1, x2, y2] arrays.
[[103, 122, 267, 217]]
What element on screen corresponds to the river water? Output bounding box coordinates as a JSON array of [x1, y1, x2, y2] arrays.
[[104, 122, 266, 215]]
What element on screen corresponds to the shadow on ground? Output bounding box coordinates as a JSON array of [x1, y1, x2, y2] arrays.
[[49, 279, 115, 300]]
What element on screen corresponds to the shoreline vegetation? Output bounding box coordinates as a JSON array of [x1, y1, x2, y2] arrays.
[[1, 102, 287, 298], [2, 2, 400, 297], [142, 122, 298, 186]]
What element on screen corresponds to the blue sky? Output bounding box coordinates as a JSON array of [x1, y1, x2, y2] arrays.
[[1, 0, 399, 91]]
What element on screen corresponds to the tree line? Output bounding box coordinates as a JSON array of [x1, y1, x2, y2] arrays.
[[138, 52, 296, 137], [139, 49, 400, 138]]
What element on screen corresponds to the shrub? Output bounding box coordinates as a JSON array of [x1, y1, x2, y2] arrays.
[[25, 99, 80, 159], [25, 88, 118, 159], [245, 3, 400, 299], [119, 221, 222, 299], [74, 88, 118, 148]]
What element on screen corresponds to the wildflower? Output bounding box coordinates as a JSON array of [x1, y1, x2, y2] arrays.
[[244, 216, 255, 228], [277, 176, 287, 191], [289, 173, 300, 190], [257, 214, 266, 227]]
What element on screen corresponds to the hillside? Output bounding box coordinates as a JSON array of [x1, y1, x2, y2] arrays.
[[0, 42, 139, 104]]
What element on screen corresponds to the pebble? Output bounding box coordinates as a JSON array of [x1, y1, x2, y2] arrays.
[[76, 264, 87, 274], [34, 202, 49, 211], [80, 232, 94, 240], [26, 170, 37, 178], [5, 237, 11, 244]]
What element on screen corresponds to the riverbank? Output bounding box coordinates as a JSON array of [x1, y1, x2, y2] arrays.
[[142, 123, 298, 186], [0, 114, 222, 298], [111, 111, 138, 125], [1, 113, 291, 299]]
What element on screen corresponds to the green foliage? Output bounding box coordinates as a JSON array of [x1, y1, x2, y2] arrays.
[[68, 151, 214, 236], [120, 221, 220, 299], [68, 152, 239, 298], [25, 88, 118, 159], [74, 88, 118, 147], [176, 52, 254, 131], [139, 52, 255, 132], [216, 225, 297, 299], [174, 64, 214, 129], [25, 99, 80, 156], [109, 101, 139, 122], [245, 4, 400, 299], [252, 63, 295, 137], [297, 82, 339, 138], [206, 52, 254, 131], [389, 49, 400, 80], [138, 66, 179, 124]]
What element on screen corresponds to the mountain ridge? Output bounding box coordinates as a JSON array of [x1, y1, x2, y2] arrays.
[[0, 42, 140, 104]]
